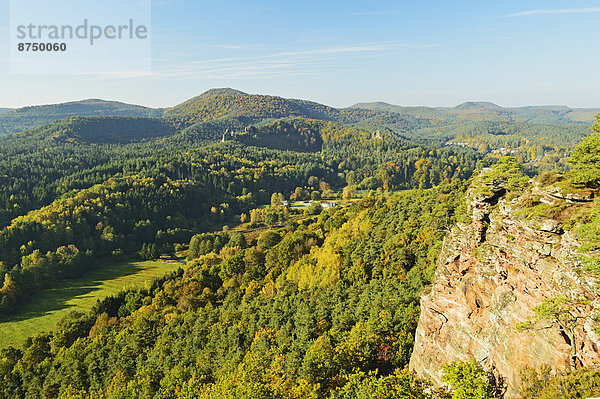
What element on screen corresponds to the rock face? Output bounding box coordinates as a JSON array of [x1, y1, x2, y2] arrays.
[[409, 181, 600, 397]]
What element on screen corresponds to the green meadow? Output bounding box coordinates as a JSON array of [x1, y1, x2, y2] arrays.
[[0, 259, 180, 349]]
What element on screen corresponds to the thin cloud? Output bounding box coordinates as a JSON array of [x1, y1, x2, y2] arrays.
[[506, 7, 600, 17], [86, 41, 433, 82], [347, 10, 398, 16], [152, 0, 188, 10], [154, 41, 416, 69], [266, 43, 408, 58], [213, 44, 262, 50]]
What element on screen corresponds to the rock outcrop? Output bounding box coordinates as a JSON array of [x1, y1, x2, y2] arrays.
[[409, 179, 600, 397]]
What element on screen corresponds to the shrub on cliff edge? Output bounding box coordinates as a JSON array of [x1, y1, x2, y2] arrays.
[[569, 115, 600, 189]]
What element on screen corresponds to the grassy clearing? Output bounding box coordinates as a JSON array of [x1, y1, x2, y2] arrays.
[[0, 259, 180, 349]]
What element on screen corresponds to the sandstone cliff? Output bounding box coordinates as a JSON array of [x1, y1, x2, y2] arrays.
[[409, 174, 600, 397]]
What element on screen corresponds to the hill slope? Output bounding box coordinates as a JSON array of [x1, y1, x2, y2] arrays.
[[163, 88, 380, 127], [22, 116, 176, 144], [0, 99, 163, 135], [4, 90, 595, 152], [352, 101, 600, 125]]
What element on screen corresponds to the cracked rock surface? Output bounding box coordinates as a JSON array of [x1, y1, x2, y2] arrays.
[[409, 182, 600, 398]]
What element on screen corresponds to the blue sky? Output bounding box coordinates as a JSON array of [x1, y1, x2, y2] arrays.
[[0, 0, 599, 108]]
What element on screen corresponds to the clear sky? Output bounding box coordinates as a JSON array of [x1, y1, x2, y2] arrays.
[[0, 0, 599, 109]]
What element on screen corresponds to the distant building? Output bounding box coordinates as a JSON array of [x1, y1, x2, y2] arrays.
[[491, 148, 518, 155], [288, 200, 339, 208], [445, 141, 470, 147], [321, 202, 338, 208]]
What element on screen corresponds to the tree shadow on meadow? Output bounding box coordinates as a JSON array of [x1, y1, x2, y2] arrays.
[[0, 260, 144, 323]]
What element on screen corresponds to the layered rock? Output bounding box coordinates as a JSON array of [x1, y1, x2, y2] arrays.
[[409, 179, 600, 397]]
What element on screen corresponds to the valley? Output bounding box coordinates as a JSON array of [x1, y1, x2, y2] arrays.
[[0, 88, 597, 398], [1, 0, 597, 396], [0, 259, 179, 349]]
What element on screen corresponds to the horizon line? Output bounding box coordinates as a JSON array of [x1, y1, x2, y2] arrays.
[[1, 91, 599, 111]]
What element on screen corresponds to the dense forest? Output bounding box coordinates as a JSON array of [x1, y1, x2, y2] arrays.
[[0, 182, 466, 398], [0, 94, 487, 317], [0, 90, 598, 398]]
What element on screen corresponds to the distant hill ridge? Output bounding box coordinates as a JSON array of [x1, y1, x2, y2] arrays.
[[1, 88, 598, 147], [25, 116, 176, 144], [351, 100, 600, 125], [351, 100, 597, 113], [453, 101, 504, 111], [0, 99, 163, 135], [163, 87, 378, 127], [13, 98, 159, 113]]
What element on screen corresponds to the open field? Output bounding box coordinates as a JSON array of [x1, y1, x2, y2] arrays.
[[0, 259, 180, 349]]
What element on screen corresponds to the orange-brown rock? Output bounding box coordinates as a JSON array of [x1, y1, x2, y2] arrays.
[[409, 182, 600, 398]]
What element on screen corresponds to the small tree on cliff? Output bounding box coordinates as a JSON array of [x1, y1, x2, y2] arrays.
[[569, 114, 600, 188], [516, 296, 590, 370], [441, 358, 503, 398], [472, 156, 529, 197]]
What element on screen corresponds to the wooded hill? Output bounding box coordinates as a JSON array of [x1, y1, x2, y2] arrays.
[[2, 89, 597, 152], [0, 89, 597, 398], [0, 99, 162, 136]]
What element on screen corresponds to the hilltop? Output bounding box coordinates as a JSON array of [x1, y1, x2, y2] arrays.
[[0, 99, 163, 135], [352, 100, 600, 125], [0, 88, 597, 398], [23, 116, 176, 144], [163, 88, 378, 127], [2, 89, 595, 163]]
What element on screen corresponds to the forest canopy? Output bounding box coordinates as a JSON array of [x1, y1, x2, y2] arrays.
[[0, 90, 597, 398]]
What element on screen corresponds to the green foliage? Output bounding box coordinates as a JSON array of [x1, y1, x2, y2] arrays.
[[353, 101, 596, 158], [288, 183, 466, 290], [139, 243, 158, 260], [516, 296, 590, 370], [354, 101, 599, 126], [163, 89, 377, 128], [227, 231, 247, 248], [439, 121, 590, 162], [519, 365, 600, 399], [329, 369, 433, 399], [342, 185, 357, 200], [304, 201, 323, 216], [472, 156, 529, 196], [0, 174, 202, 314], [0, 99, 162, 135], [1, 89, 595, 398], [578, 199, 600, 273], [28, 116, 176, 144], [0, 184, 469, 398], [237, 117, 325, 152], [441, 358, 498, 399], [534, 297, 588, 330], [257, 230, 281, 249], [0, 259, 177, 349], [569, 115, 600, 188], [516, 296, 589, 334], [188, 232, 231, 259]]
